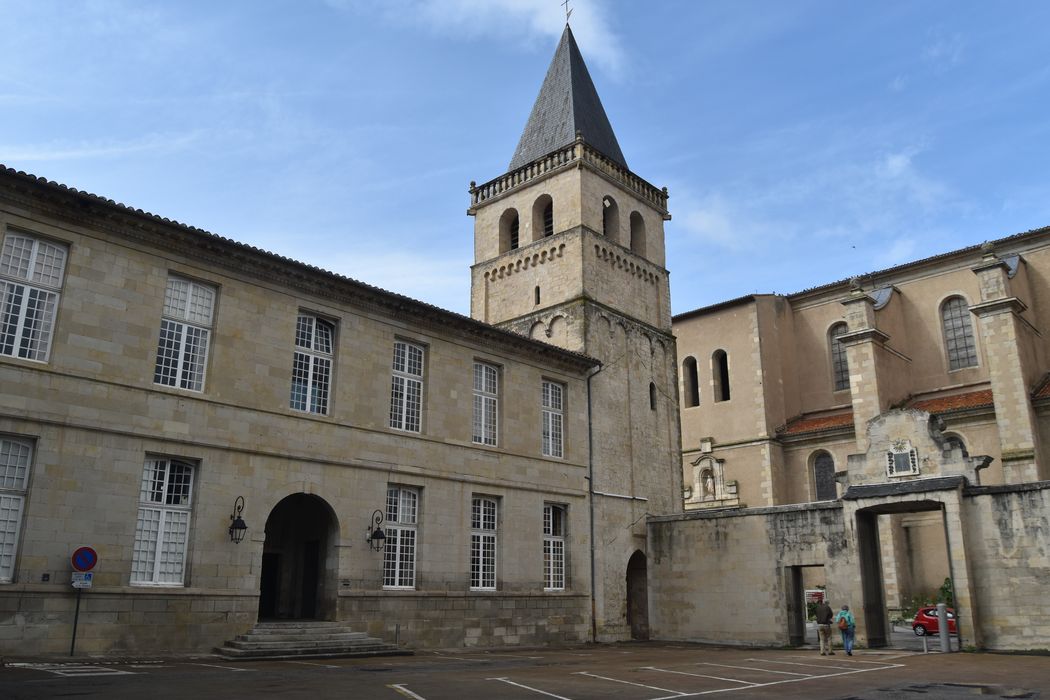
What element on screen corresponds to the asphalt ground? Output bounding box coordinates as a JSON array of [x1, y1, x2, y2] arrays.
[[1, 642, 1046, 700]]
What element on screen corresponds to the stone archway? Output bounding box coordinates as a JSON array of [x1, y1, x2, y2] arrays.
[[626, 550, 650, 640], [258, 493, 339, 621]]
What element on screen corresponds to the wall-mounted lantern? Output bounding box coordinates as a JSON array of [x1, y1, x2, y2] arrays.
[[366, 509, 386, 552], [229, 496, 248, 544]]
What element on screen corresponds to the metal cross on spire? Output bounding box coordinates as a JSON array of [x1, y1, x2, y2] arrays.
[[561, 0, 573, 24]]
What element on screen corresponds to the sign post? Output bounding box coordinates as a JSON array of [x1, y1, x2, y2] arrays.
[[69, 547, 98, 657]]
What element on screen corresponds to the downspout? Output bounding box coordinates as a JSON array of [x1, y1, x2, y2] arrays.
[[587, 362, 603, 644]]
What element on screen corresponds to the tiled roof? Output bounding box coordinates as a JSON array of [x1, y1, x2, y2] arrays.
[[0, 165, 601, 371], [909, 390, 994, 414], [1033, 374, 1050, 399], [508, 25, 627, 171], [779, 412, 855, 436]]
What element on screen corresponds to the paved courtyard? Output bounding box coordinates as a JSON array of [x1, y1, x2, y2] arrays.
[[1, 642, 1046, 699]]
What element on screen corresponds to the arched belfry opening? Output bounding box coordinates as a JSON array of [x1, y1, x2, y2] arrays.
[[626, 550, 650, 640], [259, 493, 340, 621]]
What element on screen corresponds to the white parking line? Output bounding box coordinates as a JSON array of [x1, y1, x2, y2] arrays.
[[697, 662, 812, 676], [574, 671, 686, 695], [644, 666, 757, 686], [646, 661, 907, 699], [285, 660, 340, 668], [749, 658, 870, 671], [188, 662, 254, 672], [389, 684, 428, 700], [488, 676, 574, 699], [13, 664, 136, 677]]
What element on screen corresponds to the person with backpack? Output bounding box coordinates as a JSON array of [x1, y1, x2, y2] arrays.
[[834, 604, 856, 655], [815, 598, 835, 655]]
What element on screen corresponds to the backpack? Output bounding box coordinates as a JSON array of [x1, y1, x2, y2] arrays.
[[838, 616, 849, 630]]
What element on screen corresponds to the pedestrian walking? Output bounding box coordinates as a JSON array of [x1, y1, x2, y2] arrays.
[[815, 597, 835, 655], [834, 604, 856, 655]]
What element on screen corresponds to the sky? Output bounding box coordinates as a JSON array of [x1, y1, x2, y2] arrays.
[[2, 0, 1049, 316]]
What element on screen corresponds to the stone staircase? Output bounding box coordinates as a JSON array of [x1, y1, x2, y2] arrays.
[[215, 621, 411, 660]]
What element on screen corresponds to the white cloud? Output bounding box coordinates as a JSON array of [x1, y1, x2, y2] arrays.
[[327, 0, 624, 75], [0, 131, 204, 162], [922, 29, 965, 69]]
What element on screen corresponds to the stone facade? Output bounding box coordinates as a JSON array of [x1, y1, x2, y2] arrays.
[[667, 228, 1050, 650]]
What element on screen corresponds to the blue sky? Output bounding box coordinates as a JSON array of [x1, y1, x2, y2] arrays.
[[2, 1, 1049, 316]]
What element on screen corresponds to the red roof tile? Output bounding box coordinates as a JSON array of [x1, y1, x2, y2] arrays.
[[780, 412, 855, 436], [909, 389, 994, 414]]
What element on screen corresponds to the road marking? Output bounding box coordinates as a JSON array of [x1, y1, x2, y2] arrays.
[[188, 662, 254, 672], [285, 660, 339, 668], [644, 666, 757, 685], [389, 684, 428, 700], [129, 664, 167, 668], [16, 664, 136, 677], [488, 677, 574, 699], [573, 671, 686, 695], [697, 662, 811, 676], [644, 661, 907, 698], [749, 658, 872, 671]]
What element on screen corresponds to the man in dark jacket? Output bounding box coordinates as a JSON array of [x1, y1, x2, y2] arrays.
[[815, 598, 835, 655]]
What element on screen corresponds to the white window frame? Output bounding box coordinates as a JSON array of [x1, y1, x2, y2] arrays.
[[543, 503, 566, 591], [0, 231, 67, 363], [470, 496, 498, 591], [886, 440, 920, 477], [390, 340, 424, 432], [542, 380, 564, 458], [153, 276, 215, 392], [0, 437, 33, 583], [290, 313, 334, 414], [131, 457, 195, 586], [472, 362, 498, 446], [383, 486, 419, 589]]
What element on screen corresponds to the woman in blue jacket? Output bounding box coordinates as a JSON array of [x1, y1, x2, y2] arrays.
[[834, 604, 856, 655]]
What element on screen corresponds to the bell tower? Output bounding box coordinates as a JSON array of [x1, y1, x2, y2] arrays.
[[468, 25, 682, 641]]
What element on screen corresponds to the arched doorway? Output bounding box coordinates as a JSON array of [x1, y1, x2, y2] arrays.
[[258, 493, 339, 621], [626, 550, 650, 640]]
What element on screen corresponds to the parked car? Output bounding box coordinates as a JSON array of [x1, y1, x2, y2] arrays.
[[912, 606, 957, 635]]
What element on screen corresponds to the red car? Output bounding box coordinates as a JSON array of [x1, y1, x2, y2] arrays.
[[912, 606, 957, 636]]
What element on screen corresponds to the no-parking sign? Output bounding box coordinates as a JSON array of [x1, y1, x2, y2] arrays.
[[71, 546, 98, 572]]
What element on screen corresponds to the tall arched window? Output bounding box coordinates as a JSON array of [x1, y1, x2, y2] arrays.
[[829, 322, 850, 392], [602, 195, 619, 243], [683, 357, 699, 407], [499, 208, 519, 253], [943, 433, 968, 457], [629, 211, 646, 256], [712, 350, 730, 402], [649, 382, 657, 411], [813, 451, 837, 501], [532, 195, 554, 242], [941, 296, 978, 370]]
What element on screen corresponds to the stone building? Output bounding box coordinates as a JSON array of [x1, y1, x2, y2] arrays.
[[0, 25, 681, 655], [656, 228, 1050, 650]]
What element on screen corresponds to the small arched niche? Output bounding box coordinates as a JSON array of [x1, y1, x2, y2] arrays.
[[629, 211, 646, 257]]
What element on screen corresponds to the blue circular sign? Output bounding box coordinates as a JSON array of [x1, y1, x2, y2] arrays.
[[71, 546, 98, 572]]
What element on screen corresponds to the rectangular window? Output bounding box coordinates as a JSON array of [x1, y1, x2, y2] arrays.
[[543, 504, 566, 591], [153, 277, 215, 392], [389, 340, 424, 432], [0, 231, 67, 362], [472, 362, 498, 446], [290, 313, 334, 414], [383, 486, 419, 589], [542, 380, 564, 458], [886, 447, 919, 476], [0, 438, 33, 583], [470, 496, 497, 590], [131, 457, 195, 585]]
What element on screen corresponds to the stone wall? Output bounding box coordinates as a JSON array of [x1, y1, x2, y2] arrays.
[[648, 502, 849, 646]]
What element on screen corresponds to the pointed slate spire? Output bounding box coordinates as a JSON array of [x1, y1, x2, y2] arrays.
[[508, 25, 627, 171]]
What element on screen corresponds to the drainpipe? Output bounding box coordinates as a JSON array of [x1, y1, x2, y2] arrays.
[[586, 362, 603, 644]]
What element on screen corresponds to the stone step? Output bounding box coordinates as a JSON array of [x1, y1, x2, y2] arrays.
[[238, 630, 371, 641], [215, 645, 412, 660], [226, 637, 383, 650], [214, 621, 411, 661]]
